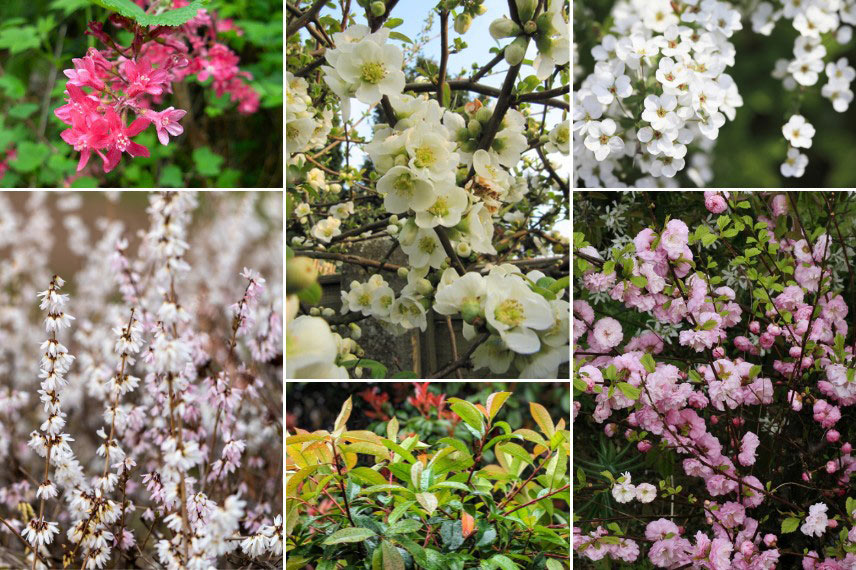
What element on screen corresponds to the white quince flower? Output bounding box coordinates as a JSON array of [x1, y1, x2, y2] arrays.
[[635, 483, 657, 503], [433, 272, 487, 316], [311, 216, 342, 243], [466, 202, 497, 255], [515, 343, 570, 379], [286, 114, 316, 155], [472, 335, 516, 374], [295, 202, 311, 217], [332, 37, 405, 105], [545, 120, 570, 154], [415, 181, 468, 228], [306, 167, 326, 190], [400, 227, 446, 268], [484, 273, 553, 354], [286, 316, 349, 379], [389, 295, 427, 331], [377, 166, 435, 214], [405, 129, 458, 179]]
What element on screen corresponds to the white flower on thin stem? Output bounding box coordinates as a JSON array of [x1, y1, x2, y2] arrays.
[[641, 94, 679, 131], [584, 119, 624, 161], [22, 517, 59, 548], [400, 227, 446, 268], [377, 166, 434, 214], [433, 272, 486, 316], [311, 216, 342, 243], [782, 115, 815, 148], [389, 295, 428, 332], [611, 472, 636, 504], [781, 147, 808, 177]]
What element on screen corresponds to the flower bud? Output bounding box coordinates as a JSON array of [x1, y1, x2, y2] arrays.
[[389, 215, 399, 224], [386, 224, 399, 235], [394, 154, 409, 167], [712, 346, 725, 358], [827, 429, 840, 443], [309, 307, 320, 316], [397, 267, 409, 279], [461, 299, 482, 323], [515, 0, 537, 23], [637, 440, 652, 453], [416, 278, 433, 296], [763, 534, 777, 547], [489, 17, 521, 40], [826, 460, 838, 473], [291, 153, 306, 168], [504, 36, 529, 66], [322, 307, 335, 317], [349, 322, 362, 339], [604, 423, 617, 437], [523, 20, 537, 34], [842, 442, 852, 453], [355, 366, 364, 378], [454, 13, 472, 34], [456, 241, 471, 257], [329, 183, 342, 193], [828, 519, 838, 529], [475, 106, 493, 123], [370, 1, 385, 16], [467, 119, 482, 137], [286, 256, 318, 294]]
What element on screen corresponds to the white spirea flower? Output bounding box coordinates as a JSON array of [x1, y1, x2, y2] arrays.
[[781, 147, 808, 178], [782, 114, 815, 148]]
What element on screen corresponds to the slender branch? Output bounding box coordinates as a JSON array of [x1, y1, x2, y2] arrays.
[[502, 483, 570, 516], [444, 315, 463, 379], [536, 145, 569, 196], [0, 514, 49, 567], [471, 51, 504, 83], [438, 9, 449, 105], [517, 85, 569, 102], [436, 226, 466, 275], [299, 249, 403, 272], [428, 332, 490, 378], [286, 0, 328, 38], [405, 80, 569, 110], [329, 217, 391, 242]]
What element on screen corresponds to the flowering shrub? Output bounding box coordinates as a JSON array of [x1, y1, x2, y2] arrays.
[[286, 383, 571, 569], [286, 0, 570, 379], [573, 0, 856, 187], [573, 191, 856, 568], [0, 191, 283, 569], [0, 0, 283, 187]]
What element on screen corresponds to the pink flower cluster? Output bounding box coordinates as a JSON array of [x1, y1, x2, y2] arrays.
[[55, 1, 259, 174], [0, 146, 15, 181], [574, 194, 856, 568]]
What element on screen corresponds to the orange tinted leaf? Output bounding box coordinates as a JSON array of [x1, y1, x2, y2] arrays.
[[529, 402, 555, 439], [461, 512, 475, 538], [486, 391, 512, 420]]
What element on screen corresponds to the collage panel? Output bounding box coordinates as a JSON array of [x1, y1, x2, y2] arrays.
[[0, 191, 283, 568], [0, 0, 283, 188], [286, 0, 571, 380], [572, 191, 856, 568], [572, 1, 856, 188], [285, 381, 571, 569]]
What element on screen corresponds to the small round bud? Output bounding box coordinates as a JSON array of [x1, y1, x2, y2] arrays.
[[604, 423, 617, 437], [456, 241, 471, 257], [349, 322, 362, 339], [523, 19, 537, 34], [394, 154, 408, 167], [286, 256, 318, 294], [355, 366, 364, 378], [390, 215, 399, 224], [370, 1, 385, 16], [475, 106, 493, 124], [467, 119, 482, 137], [489, 17, 521, 40], [322, 307, 335, 317], [329, 183, 342, 193], [309, 307, 320, 316], [397, 267, 409, 278], [504, 36, 529, 66], [454, 13, 472, 34], [461, 299, 482, 323], [476, 4, 487, 15], [712, 346, 725, 358], [749, 321, 760, 333], [387, 224, 399, 235], [416, 278, 433, 296], [828, 519, 838, 529], [826, 460, 838, 474], [763, 534, 777, 547], [842, 442, 852, 454], [637, 440, 652, 453]]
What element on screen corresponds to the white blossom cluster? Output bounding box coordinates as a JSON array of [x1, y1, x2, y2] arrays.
[[573, 0, 745, 187], [286, 71, 334, 155], [751, 0, 856, 177]]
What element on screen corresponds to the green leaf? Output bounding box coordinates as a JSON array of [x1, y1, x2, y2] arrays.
[[7, 103, 39, 120], [475, 526, 497, 547], [349, 467, 389, 487], [70, 176, 99, 188], [158, 164, 184, 187], [0, 27, 40, 54], [192, 145, 223, 177], [448, 399, 485, 433], [10, 142, 50, 173], [0, 75, 26, 98], [617, 382, 641, 401], [386, 519, 422, 535], [323, 527, 377, 545], [49, 0, 90, 15], [388, 31, 413, 44], [384, 18, 404, 28], [415, 492, 438, 515], [546, 560, 564, 570], [388, 500, 415, 524], [486, 554, 518, 570], [429, 481, 470, 492], [382, 540, 405, 570], [391, 371, 419, 379], [296, 282, 321, 305], [640, 353, 656, 374], [89, 0, 210, 27], [439, 520, 464, 551], [701, 233, 717, 247], [548, 276, 570, 293], [781, 517, 800, 534], [497, 442, 533, 466], [381, 439, 418, 464], [215, 167, 241, 187]]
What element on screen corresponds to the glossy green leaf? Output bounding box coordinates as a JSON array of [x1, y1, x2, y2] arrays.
[[323, 527, 377, 545], [89, 0, 210, 27]]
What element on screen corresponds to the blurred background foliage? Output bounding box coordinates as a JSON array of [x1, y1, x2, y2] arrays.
[[0, 0, 282, 187], [286, 382, 570, 464], [574, 0, 856, 187]]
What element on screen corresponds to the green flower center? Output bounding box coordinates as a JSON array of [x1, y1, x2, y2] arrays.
[[427, 196, 450, 218], [394, 172, 414, 195], [286, 124, 298, 139], [494, 298, 525, 327], [418, 236, 437, 254], [414, 146, 436, 168], [556, 125, 569, 145], [379, 295, 393, 308], [358, 293, 371, 306], [360, 61, 388, 84]]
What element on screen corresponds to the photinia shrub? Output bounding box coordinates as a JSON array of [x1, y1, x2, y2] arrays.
[[573, 191, 856, 568], [286, 384, 571, 569]]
